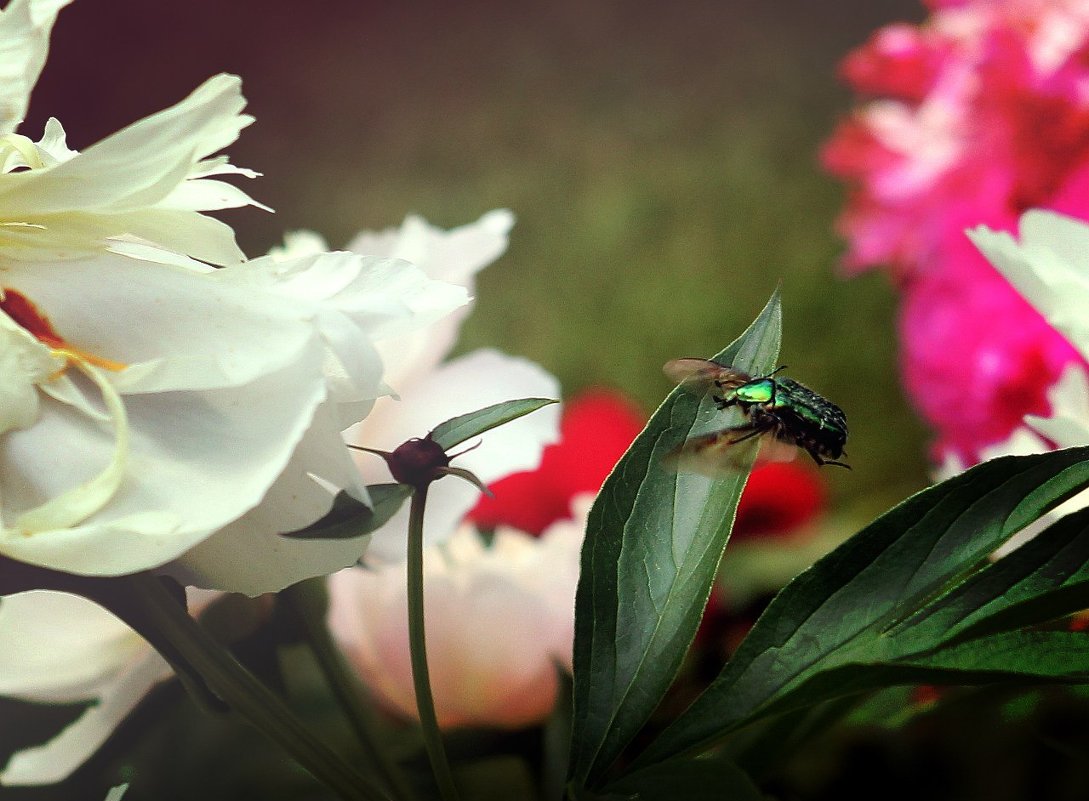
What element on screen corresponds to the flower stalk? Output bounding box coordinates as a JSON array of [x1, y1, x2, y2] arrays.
[[406, 485, 462, 801]]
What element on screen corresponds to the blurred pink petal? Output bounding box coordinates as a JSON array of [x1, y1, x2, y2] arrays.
[[824, 0, 1089, 458], [327, 499, 587, 729]]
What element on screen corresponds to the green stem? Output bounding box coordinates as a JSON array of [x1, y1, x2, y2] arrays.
[[281, 579, 416, 801], [115, 573, 391, 801], [406, 487, 461, 801]]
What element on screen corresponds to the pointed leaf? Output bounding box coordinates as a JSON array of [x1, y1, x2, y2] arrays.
[[901, 505, 1089, 642], [569, 290, 782, 787], [635, 446, 1089, 768], [281, 484, 412, 540], [429, 397, 558, 451]]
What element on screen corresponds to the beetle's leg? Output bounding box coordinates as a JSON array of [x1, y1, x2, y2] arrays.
[[810, 450, 852, 470], [712, 393, 737, 410], [724, 423, 764, 445]]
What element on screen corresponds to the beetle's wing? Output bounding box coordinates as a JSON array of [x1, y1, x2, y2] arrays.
[[663, 358, 751, 395], [664, 427, 798, 476], [663, 427, 762, 475]]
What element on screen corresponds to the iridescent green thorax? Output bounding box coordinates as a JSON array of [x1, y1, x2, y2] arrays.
[[732, 378, 776, 405]]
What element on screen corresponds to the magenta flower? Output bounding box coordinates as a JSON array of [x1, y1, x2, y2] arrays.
[[823, 0, 1089, 460]]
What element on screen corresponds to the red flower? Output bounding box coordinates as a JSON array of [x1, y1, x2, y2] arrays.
[[467, 390, 646, 535], [733, 461, 825, 540]]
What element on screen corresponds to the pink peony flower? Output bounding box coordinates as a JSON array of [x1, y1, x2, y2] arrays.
[[326, 499, 588, 730], [823, 0, 1089, 460]]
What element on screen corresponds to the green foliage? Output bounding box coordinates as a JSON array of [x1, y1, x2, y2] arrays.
[[568, 290, 781, 786], [281, 485, 412, 540], [590, 758, 764, 801], [429, 397, 558, 450], [636, 449, 1089, 770], [568, 293, 1089, 798]]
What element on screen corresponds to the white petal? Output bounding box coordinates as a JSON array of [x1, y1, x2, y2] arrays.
[[170, 400, 374, 595], [267, 230, 330, 260], [213, 252, 468, 426], [0, 591, 172, 786], [34, 116, 76, 165], [0, 0, 71, 136], [0, 346, 328, 576], [0, 315, 59, 434], [0, 591, 147, 702], [0, 75, 255, 264], [1023, 365, 1089, 447], [346, 209, 514, 285], [0, 75, 249, 213], [13, 362, 129, 534], [8, 255, 317, 393], [968, 211, 1089, 361], [219, 252, 470, 342], [1, 655, 169, 786], [353, 349, 560, 563], [349, 210, 514, 389]]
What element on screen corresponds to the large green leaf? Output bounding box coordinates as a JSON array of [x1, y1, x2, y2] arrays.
[[568, 290, 782, 787], [634, 446, 1089, 769]]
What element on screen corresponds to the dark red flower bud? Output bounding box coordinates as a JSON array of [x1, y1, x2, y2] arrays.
[[383, 437, 451, 488]]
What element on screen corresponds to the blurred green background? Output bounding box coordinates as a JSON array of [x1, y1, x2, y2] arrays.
[[27, 0, 931, 522]]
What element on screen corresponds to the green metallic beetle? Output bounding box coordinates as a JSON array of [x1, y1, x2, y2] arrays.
[[664, 358, 850, 472]]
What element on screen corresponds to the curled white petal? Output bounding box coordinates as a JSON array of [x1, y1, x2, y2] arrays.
[[0, 313, 60, 434], [12, 362, 128, 534]]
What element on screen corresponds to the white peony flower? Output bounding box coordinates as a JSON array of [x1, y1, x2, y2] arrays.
[[0, 250, 466, 593], [326, 496, 588, 730], [0, 0, 264, 266], [0, 0, 479, 593], [0, 205, 528, 781]]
